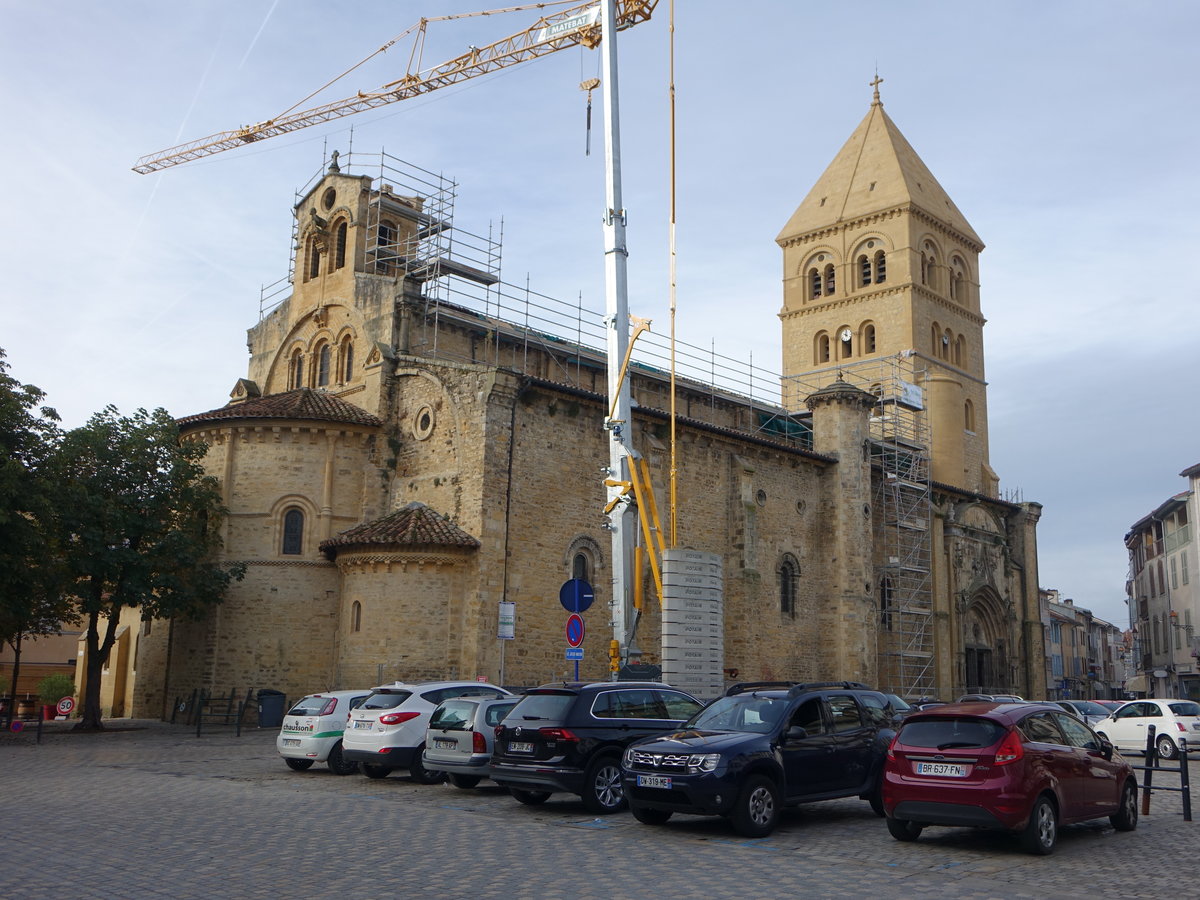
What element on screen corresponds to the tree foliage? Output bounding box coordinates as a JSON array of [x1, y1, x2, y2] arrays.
[[0, 349, 69, 711], [48, 406, 245, 730]]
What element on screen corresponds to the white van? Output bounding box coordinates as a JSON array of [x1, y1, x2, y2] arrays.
[[277, 690, 372, 775]]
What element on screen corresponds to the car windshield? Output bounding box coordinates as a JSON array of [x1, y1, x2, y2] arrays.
[[1169, 701, 1200, 717], [884, 694, 912, 711], [360, 690, 413, 711], [900, 717, 1007, 750], [506, 692, 574, 722], [685, 695, 788, 733], [287, 695, 334, 716], [429, 700, 476, 730], [1067, 700, 1110, 717]]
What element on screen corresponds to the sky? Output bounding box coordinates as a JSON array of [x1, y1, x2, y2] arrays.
[[1, 1, 1196, 627]]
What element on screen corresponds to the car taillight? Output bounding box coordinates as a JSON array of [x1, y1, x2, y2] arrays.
[[886, 733, 900, 761], [538, 727, 579, 742], [993, 729, 1024, 765], [495, 724, 504, 739], [1178, 722, 1187, 733], [473, 731, 487, 754], [378, 711, 421, 726], [319, 698, 338, 716]]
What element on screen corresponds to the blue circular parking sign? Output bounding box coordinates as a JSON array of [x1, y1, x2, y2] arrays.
[[566, 613, 585, 648], [559, 579, 594, 613]]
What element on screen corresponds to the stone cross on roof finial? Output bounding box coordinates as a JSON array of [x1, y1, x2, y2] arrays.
[[870, 73, 884, 106]]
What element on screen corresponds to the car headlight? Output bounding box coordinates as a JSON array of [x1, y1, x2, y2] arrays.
[[687, 753, 720, 774], [623, 746, 636, 768]]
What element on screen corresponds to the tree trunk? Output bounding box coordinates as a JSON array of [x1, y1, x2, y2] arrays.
[[4, 633, 23, 726], [75, 608, 118, 731]]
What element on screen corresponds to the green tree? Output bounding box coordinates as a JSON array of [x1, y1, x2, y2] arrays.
[[49, 406, 244, 730], [0, 349, 68, 717]]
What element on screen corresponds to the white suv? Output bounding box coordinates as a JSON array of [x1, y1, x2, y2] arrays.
[[342, 681, 512, 782], [277, 689, 372, 775]]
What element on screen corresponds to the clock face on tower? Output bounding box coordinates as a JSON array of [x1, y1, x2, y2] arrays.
[[840, 328, 853, 342]]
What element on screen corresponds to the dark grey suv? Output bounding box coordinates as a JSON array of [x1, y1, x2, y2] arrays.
[[622, 681, 898, 837], [491, 681, 703, 813]]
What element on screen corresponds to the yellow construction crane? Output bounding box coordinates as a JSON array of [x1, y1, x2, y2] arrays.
[[132, 0, 658, 174]]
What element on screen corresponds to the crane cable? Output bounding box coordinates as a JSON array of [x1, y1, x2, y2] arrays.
[[668, 0, 678, 547]]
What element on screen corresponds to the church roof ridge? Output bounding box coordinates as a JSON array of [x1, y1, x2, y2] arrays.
[[177, 388, 382, 429], [319, 502, 480, 553]]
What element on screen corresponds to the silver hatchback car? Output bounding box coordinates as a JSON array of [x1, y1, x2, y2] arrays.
[[423, 695, 521, 788]]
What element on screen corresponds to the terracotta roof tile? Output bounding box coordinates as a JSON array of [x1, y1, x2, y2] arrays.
[[178, 389, 382, 429], [320, 502, 480, 554]]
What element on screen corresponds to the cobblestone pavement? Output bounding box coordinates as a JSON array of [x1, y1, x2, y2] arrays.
[[0, 720, 1193, 899]]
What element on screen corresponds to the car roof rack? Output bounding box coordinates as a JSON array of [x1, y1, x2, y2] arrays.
[[785, 681, 870, 698], [724, 681, 798, 696]]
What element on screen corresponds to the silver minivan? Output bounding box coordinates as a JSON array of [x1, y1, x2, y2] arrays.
[[422, 695, 521, 788]]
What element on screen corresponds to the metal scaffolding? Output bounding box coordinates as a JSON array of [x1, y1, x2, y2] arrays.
[[785, 353, 935, 699]]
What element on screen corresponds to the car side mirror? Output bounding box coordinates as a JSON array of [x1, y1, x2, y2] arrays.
[[785, 725, 808, 741], [1099, 739, 1114, 761]]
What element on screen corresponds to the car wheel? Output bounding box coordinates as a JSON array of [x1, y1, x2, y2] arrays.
[[631, 804, 673, 826], [582, 755, 626, 814], [1020, 795, 1057, 855], [447, 773, 482, 789], [326, 741, 359, 776], [1155, 733, 1178, 760], [729, 774, 780, 838], [1110, 779, 1138, 832], [361, 763, 391, 779], [885, 816, 923, 842], [284, 758, 314, 772], [409, 746, 448, 785], [509, 787, 552, 805]]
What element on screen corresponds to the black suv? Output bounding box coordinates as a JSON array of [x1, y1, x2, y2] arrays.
[[491, 681, 703, 813], [621, 681, 897, 837]]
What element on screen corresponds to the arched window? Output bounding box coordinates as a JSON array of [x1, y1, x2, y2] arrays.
[[953, 335, 965, 367], [572, 552, 591, 583], [863, 323, 876, 354], [316, 343, 331, 387], [351, 600, 362, 633], [964, 399, 976, 432], [289, 347, 304, 390], [307, 240, 321, 281], [942, 329, 953, 360], [823, 263, 836, 296], [340, 337, 354, 383], [931, 323, 940, 355], [809, 267, 822, 299], [880, 577, 894, 630], [839, 327, 853, 359], [816, 333, 830, 364], [858, 255, 871, 286], [873, 250, 887, 283], [922, 242, 939, 292], [282, 508, 304, 555], [334, 221, 347, 270], [778, 555, 799, 617]]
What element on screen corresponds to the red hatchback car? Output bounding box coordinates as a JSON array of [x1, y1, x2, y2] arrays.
[[882, 702, 1138, 854]]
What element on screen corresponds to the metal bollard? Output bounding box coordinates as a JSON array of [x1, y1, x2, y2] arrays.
[[1181, 738, 1192, 822], [1141, 724, 1157, 815]]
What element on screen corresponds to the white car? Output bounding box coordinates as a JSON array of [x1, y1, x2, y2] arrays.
[[1094, 698, 1200, 759], [277, 690, 372, 775], [342, 681, 512, 783]]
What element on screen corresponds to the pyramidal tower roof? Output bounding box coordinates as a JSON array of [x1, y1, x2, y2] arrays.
[[777, 82, 981, 248]]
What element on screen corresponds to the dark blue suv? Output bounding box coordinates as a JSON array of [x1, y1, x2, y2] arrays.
[[621, 681, 897, 837]]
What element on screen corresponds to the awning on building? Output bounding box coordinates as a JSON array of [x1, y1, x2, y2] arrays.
[[1124, 674, 1148, 694]]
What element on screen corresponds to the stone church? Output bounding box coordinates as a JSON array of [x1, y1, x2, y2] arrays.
[[123, 89, 1046, 717]]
